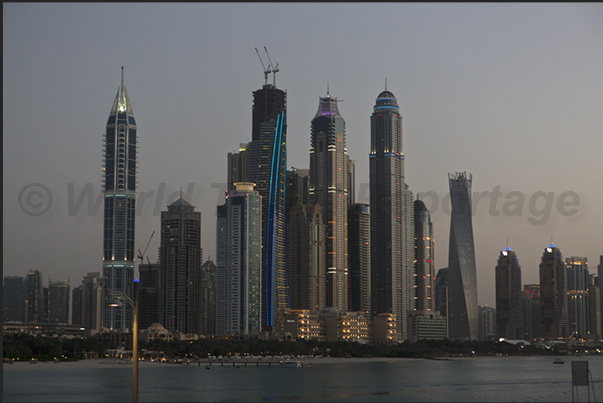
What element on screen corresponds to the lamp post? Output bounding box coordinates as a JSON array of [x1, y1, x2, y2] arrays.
[[107, 279, 139, 402]]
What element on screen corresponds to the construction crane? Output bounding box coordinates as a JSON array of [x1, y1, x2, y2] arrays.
[[255, 47, 271, 86], [263, 46, 279, 86], [137, 230, 155, 265]]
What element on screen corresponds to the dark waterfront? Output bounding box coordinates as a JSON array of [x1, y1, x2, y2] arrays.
[[4, 355, 602, 402]]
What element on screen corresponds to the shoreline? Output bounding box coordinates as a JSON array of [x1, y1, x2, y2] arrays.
[[3, 356, 419, 370], [3, 354, 567, 370]]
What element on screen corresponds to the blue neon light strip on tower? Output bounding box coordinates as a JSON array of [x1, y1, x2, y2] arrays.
[[266, 115, 278, 326]]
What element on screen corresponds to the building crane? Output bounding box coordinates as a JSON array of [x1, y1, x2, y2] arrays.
[[137, 230, 156, 266], [255, 47, 271, 86], [263, 47, 279, 86]]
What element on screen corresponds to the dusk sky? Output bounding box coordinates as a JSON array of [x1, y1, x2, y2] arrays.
[[4, 3, 603, 308]]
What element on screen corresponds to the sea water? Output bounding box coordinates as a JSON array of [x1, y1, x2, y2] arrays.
[[4, 355, 602, 402]]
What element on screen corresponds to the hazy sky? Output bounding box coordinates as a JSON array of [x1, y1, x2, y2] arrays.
[[4, 3, 603, 308]]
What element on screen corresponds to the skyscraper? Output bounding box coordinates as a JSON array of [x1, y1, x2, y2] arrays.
[[81, 272, 103, 335], [200, 260, 217, 336], [227, 143, 249, 194], [539, 243, 569, 339], [414, 200, 435, 312], [25, 269, 44, 323], [72, 286, 82, 326], [101, 67, 137, 330], [159, 197, 202, 334], [4, 276, 25, 322], [369, 87, 411, 341], [348, 203, 370, 313], [447, 172, 478, 341], [310, 89, 349, 311], [247, 82, 287, 331], [522, 284, 541, 340], [138, 262, 161, 330], [48, 280, 70, 324], [216, 182, 262, 336], [434, 268, 448, 320], [495, 246, 524, 340], [286, 203, 325, 311], [566, 257, 589, 338]]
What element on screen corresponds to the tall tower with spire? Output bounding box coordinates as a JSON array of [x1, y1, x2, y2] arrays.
[[101, 67, 138, 330], [310, 88, 349, 311], [369, 84, 413, 341]]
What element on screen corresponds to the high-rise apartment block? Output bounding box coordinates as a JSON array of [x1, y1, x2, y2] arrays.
[[539, 243, 569, 339], [495, 246, 524, 340], [310, 90, 349, 311], [25, 269, 44, 323], [4, 276, 25, 322], [247, 83, 287, 331], [216, 183, 262, 336], [48, 280, 70, 324], [447, 172, 478, 341], [369, 87, 412, 341], [159, 197, 203, 334], [522, 284, 541, 340], [101, 68, 138, 330], [200, 260, 217, 336], [286, 203, 325, 311], [478, 305, 496, 341], [414, 200, 435, 312], [347, 203, 370, 313], [138, 262, 161, 330], [566, 257, 589, 338]]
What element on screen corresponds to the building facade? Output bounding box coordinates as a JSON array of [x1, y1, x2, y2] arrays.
[[369, 88, 411, 342], [478, 305, 496, 341], [286, 203, 325, 311], [138, 262, 162, 330], [200, 260, 217, 336], [159, 197, 203, 334], [216, 183, 262, 336], [566, 257, 589, 338], [25, 269, 44, 323], [101, 67, 138, 330], [495, 246, 524, 340], [309, 90, 349, 311], [414, 200, 435, 312], [539, 243, 569, 339], [347, 203, 371, 313], [4, 276, 25, 322], [447, 172, 478, 341], [48, 280, 70, 324], [247, 83, 287, 331], [522, 284, 541, 340]]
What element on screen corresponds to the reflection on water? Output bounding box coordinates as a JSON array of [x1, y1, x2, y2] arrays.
[[4, 355, 602, 402]]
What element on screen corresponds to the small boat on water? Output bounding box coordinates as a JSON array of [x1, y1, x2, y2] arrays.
[[553, 358, 564, 364]]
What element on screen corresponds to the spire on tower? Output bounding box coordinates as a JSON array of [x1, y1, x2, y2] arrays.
[[385, 77, 387, 91]]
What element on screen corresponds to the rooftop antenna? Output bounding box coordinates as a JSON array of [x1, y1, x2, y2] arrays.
[[255, 47, 270, 86], [327, 81, 329, 96], [264, 47, 279, 86], [121, 66, 124, 88], [385, 77, 387, 91]]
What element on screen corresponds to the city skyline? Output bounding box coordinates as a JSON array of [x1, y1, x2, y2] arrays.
[[4, 3, 602, 309]]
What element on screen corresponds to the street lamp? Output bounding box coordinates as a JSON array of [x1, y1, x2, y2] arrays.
[[106, 279, 139, 402]]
